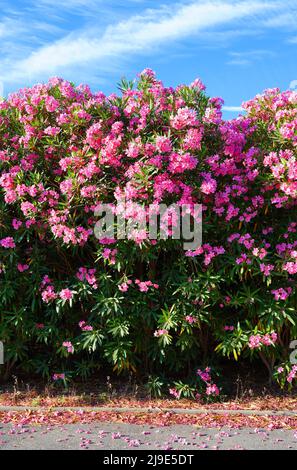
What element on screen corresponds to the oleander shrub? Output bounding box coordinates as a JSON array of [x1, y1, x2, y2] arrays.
[[0, 69, 296, 392]]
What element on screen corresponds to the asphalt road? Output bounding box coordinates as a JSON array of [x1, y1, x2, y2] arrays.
[[0, 422, 297, 450]]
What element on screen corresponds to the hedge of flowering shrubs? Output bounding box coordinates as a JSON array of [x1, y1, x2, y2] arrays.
[[0, 69, 297, 396]]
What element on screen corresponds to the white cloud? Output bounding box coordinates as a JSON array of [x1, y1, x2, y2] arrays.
[[263, 11, 297, 28], [223, 105, 244, 112], [0, 1, 279, 83], [36, 0, 102, 12], [227, 49, 274, 66], [0, 17, 27, 39]]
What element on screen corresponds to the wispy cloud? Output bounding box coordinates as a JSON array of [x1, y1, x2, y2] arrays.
[[227, 49, 274, 66], [223, 105, 244, 111], [263, 11, 297, 29], [0, 1, 279, 84], [0, 17, 28, 39]]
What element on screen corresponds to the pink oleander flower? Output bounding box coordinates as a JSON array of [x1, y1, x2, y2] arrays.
[[86, 122, 103, 149], [12, 219, 22, 230], [260, 263, 274, 276], [118, 280, 132, 292], [261, 334, 273, 346], [154, 329, 168, 337], [59, 288, 73, 301], [135, 279, 159, 292], [102, 248, 117, 264], [41, 285, 57, 303], [271, 287, 292, 301], [60, 178, 73, 196], [76, 267, 98, 289], [248, 334, 262, 349], [155, 136, 172, 153], [40, 275, 52, 287], [62, 341, 74, 354], [20, 201, 36, 216], [224, 325, 235, 331], [170, 107, 199, 130], [236, 253, 251, 265], [201, 177, 217, 195], [248, 332, 277, 349], [287, 365, 297, 384], [17, 263, 29, 272], [44, 126, 61, 136], [136, 281, 149, 292], [45, 96, 59, 112], [79, 320, 93, 331], [270, 331, 278, 343], [169, 388, 181, 399], [252, 248, 267, 259], [52, 373, 65, 381], [168, 152, 198, 174], [197, 367, 211, 383], [183, 127, 203, 151], [0, 237, 15, 248], [283, 262, 297, 275], [190, 78, 206, 91], [205, 383, 220, 396], [185, 315, 197, 324]]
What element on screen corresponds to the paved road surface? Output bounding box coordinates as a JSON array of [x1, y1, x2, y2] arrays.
[[0, 423, 297, 450]]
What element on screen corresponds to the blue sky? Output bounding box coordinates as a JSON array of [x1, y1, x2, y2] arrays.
[[0, 0, 297, 117]]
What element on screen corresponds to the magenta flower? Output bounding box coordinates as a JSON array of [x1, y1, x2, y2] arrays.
[[44, 126, 61, 136], [17, 263, 29, 272], [0, 237, 15, 248], [52, 373, 65, 381], [154, 329, 168, 337], [62, 341, 74, 354], [185, 315, 197, 324], [59, 289, 73, 301], [206, 384, 220, 396], [169, 388, 181, 399], [79, 321, 93, 331]]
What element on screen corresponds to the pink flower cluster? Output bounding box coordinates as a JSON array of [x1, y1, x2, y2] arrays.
[[17, 263, 29, 272], [224, 325, 235, 331], [1, 70, 297, 383], [59, 288, 73, 301], [185, 315, 198, 324], [197, 367, 220, 397], [41, 277, 57, 303], [271, 287, 292, 301], [118, 279, 159, 293], [248, 332, 277, 349], [52, 373, 65, 381], [62, 341, 74, 353], [0, 237, 15, 248], [287, 365, 297, 384], [135, 279, 159, 292], [154, 329, 168, 337], [76, 267, 97, 289], [169, 388, 181, 399], [78, 321, 93, 331]]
